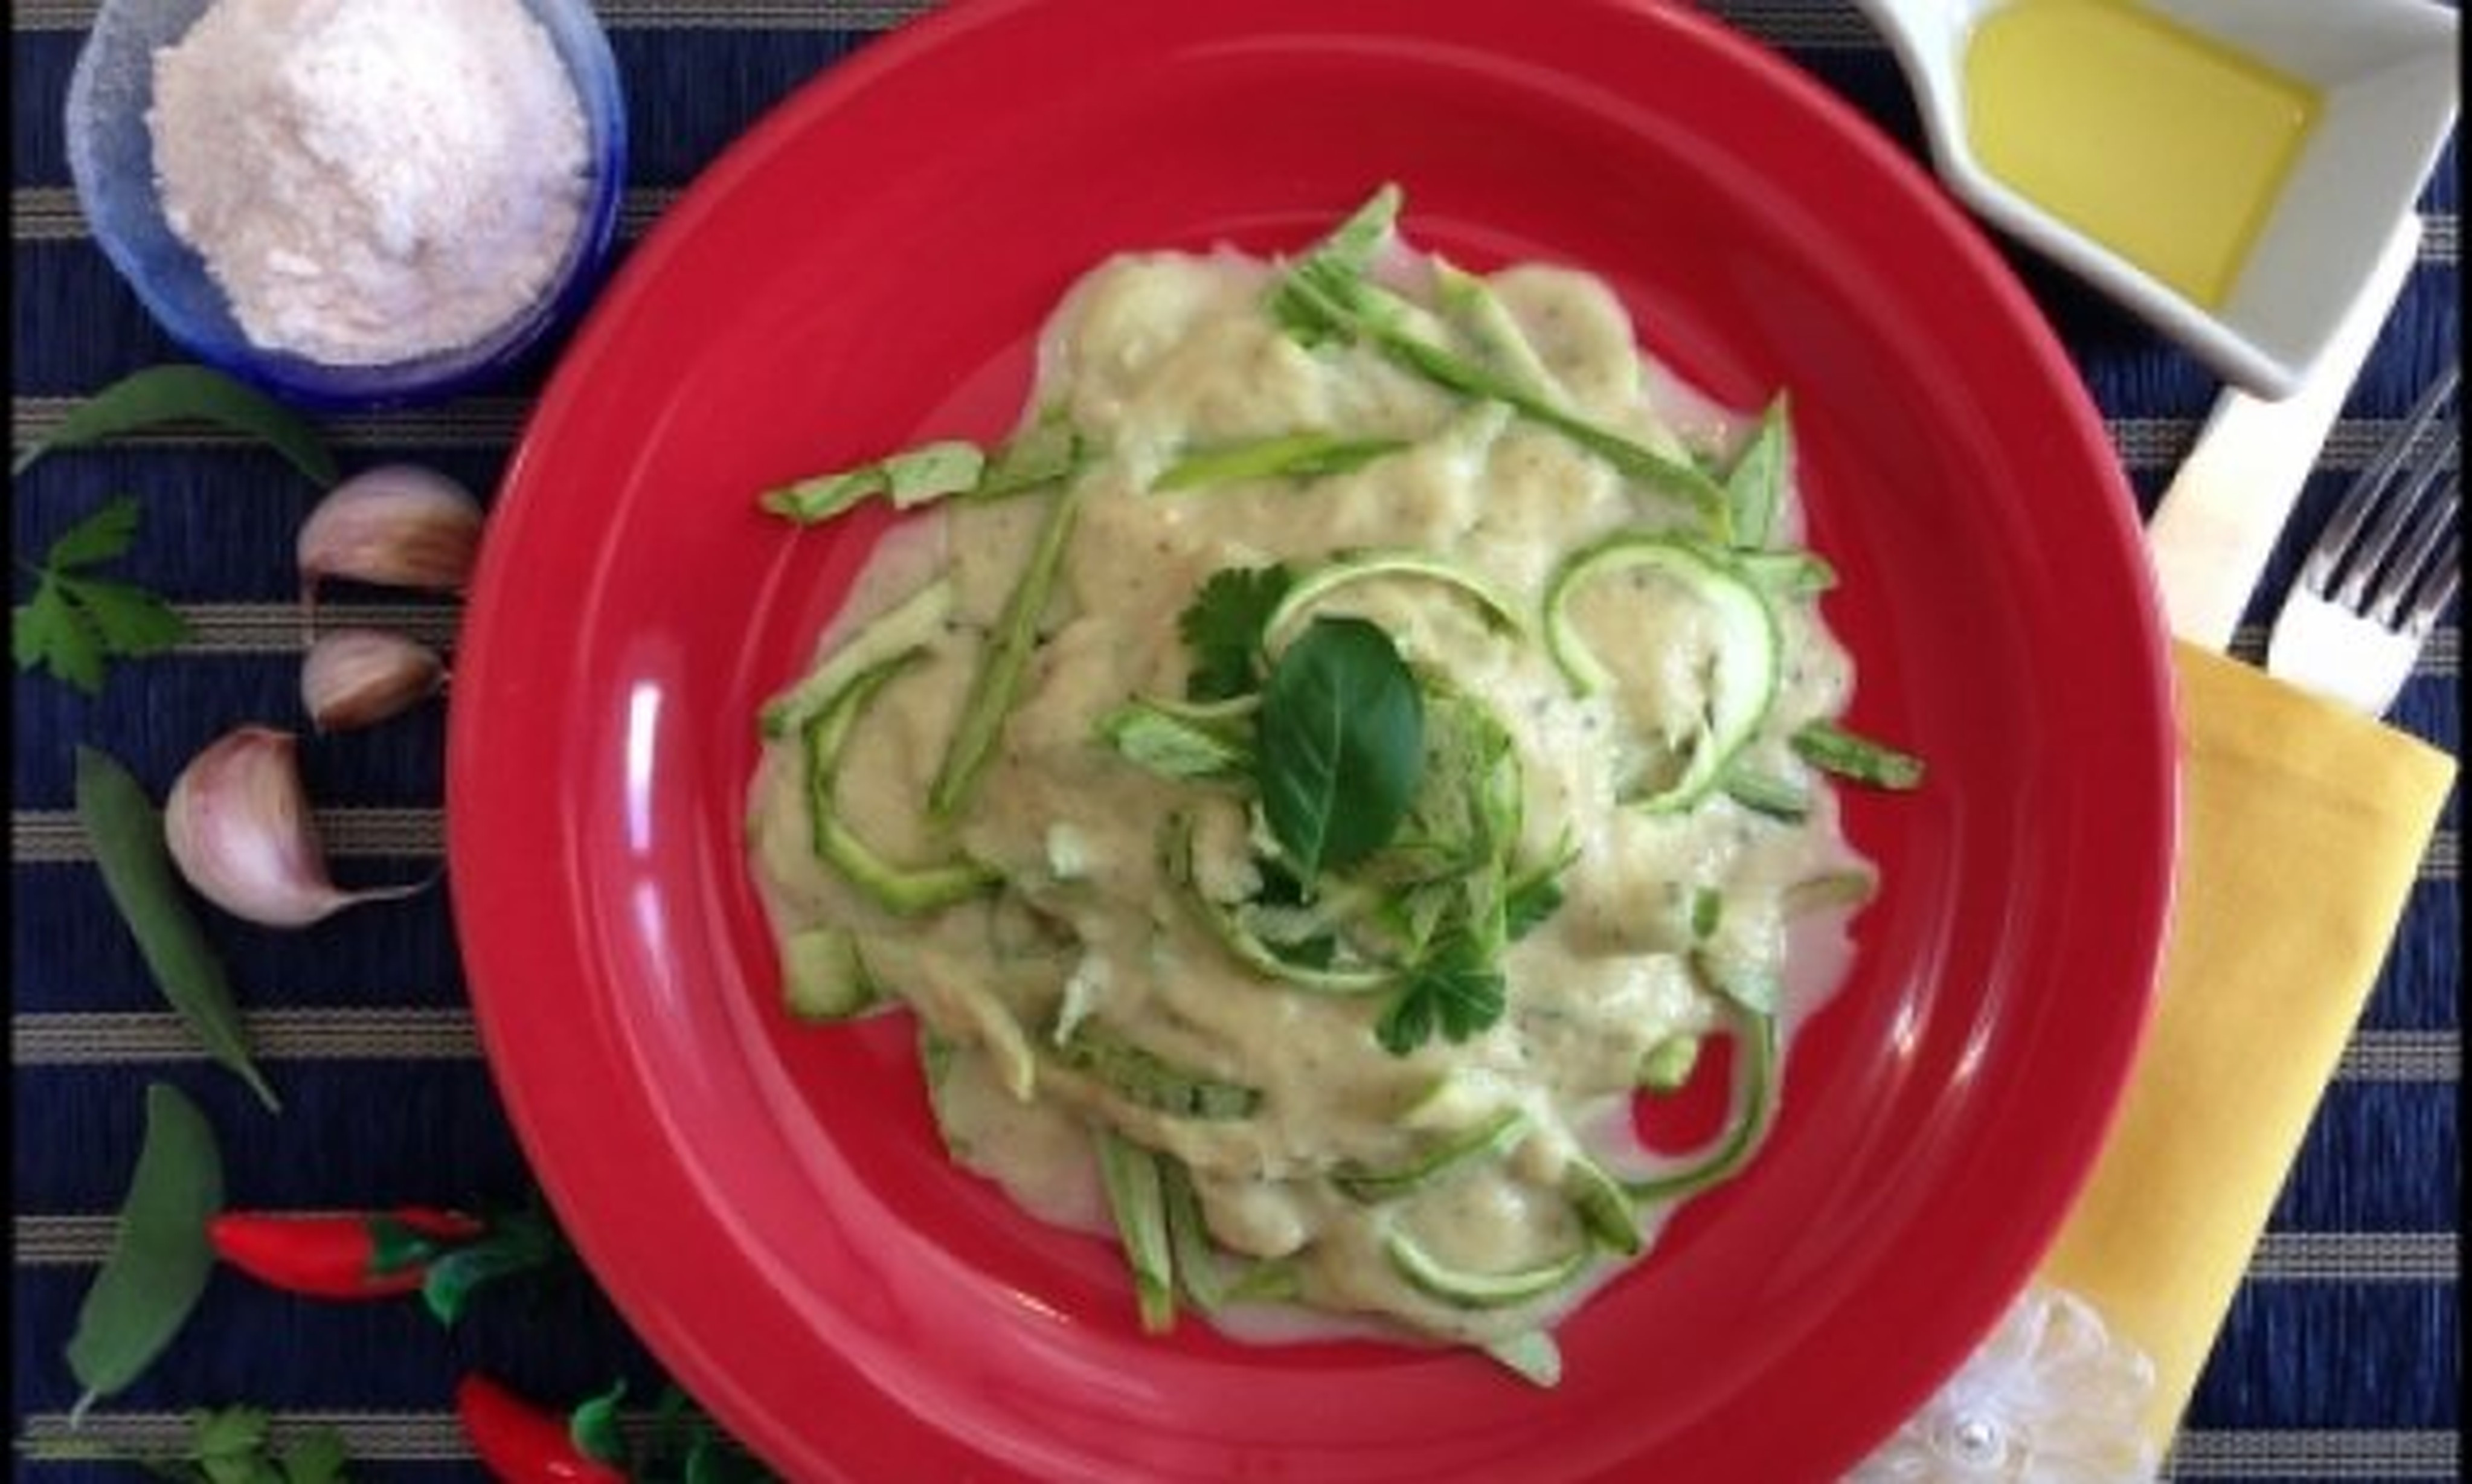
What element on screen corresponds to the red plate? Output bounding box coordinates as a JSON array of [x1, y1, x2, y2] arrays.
[[448, 2, 2178, 1477]]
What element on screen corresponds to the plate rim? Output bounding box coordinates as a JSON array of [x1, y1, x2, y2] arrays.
[[449, 1, 2181, 1477]]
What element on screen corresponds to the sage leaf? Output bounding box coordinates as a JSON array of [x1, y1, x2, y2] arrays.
[[1255, 616, 1425, 879], [65, 1084, 224, 1419], [14, 365, 339, 487], [75, 745, 280, 1113]]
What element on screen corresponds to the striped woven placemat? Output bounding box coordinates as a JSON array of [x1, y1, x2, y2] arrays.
[[11, 4, 2457, 1477]]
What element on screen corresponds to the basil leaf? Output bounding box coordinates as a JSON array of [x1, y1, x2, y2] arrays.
[[14, 365, 339, 486], [75, 747, 280, 1111], [66, 1084, 223, 1419], [1254, 616, 1425, 879]]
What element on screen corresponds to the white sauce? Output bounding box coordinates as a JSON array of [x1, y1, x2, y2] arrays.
[[749, 230, 1871, 1357]]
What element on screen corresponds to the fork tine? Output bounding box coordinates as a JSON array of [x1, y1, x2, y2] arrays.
[[2403, 527, 2461, 639], [2300, 364, 2460, 597], [2363, 464, 2462, 626], [2357, 458, 2459, 623]]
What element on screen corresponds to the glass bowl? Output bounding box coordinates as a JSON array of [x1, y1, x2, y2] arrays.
[[64, 0, 628, 413]]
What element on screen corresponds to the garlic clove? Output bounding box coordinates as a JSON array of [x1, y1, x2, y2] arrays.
[[163, 726, 429, 928], [301, 628, 448, 733], [297, 463, 485, 605]]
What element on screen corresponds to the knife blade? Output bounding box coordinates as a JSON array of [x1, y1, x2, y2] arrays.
[[2145, 214, 2424, 651]]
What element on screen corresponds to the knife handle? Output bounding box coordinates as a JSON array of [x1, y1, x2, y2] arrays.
[[2146, 214, 2422, 652]]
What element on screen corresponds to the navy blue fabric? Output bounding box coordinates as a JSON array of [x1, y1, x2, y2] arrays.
[[11, 7, 2458, 1480]]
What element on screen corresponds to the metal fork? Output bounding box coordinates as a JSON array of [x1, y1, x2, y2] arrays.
[[2265, 365, 2461, 716]]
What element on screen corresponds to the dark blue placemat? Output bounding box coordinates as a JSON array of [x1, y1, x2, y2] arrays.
[[12, 4, 2458, 1479]]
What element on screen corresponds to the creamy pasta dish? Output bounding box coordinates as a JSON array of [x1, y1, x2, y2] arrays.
[[743, 187, 1918, 1382]]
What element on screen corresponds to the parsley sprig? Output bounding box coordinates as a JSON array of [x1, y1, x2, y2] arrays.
[[1177, 563, 1293, 702], [144, 1407, 348, 1484], [1109, 563, 1576, 1056], [13, 496, 187, 694]]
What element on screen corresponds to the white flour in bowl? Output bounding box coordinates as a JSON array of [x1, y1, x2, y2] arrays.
[[146, 0, 591, 366]]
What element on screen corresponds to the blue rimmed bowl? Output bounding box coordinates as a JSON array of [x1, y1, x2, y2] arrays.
[[65, 0, 628, 412]]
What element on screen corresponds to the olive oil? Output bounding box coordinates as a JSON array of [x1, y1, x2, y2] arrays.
[[1963, 0, 2321, 309]]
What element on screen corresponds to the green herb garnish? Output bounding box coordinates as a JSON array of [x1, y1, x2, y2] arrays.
[[1177, 562, 1294, 702], [1501, 850, 1571, 942], [17, 1406, 351, 1481], [65, 1084, 223, 1422], [1254, 615, 1427, 881], [75, 745, 280, 1111], [14, 496, 188, 695], [1375, 915, 1509, 1056], [13, 364, 339, 486]]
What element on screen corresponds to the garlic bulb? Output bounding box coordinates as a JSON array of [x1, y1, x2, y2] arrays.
[[297, 464, 484, 603], [163, 727, 428, 928], [301, 629, 446, 733]]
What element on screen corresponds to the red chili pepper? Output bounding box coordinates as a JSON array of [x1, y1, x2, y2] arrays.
[[207, 1207, 485, 1298], [456, 1374, 628, 1484]]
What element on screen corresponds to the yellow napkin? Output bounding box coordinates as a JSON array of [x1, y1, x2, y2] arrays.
[[2038, 639, 2458, 1451]]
